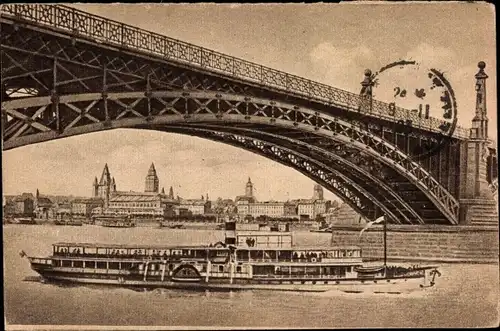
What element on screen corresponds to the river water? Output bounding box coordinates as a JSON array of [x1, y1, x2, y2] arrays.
[[3, 224, 499, 328]]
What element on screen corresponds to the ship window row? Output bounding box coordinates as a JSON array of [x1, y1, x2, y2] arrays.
[[53, 246, 360, 261], [233, 249, 360, 262], [55, 259, 200, 273], [53, 246, 211, 259], [252, 265, 353, 277]]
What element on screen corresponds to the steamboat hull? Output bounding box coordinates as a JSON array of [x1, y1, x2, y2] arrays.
[[29, 267, 434, 293]]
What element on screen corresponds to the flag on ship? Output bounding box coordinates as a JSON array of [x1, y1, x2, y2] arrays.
[[359, 215, 385, 237]]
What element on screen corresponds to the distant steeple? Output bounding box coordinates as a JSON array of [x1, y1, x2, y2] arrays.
[[313, 184, 324, 200], [97, 164, 112, 207], [99, 163, 111, 185], [245, 177, 253, 197], [169, 186, 174, 199], [201, 195, 204, 200], [93, 177, 98, 197], [111, 177, 116, 192], [206, 193, 209, 201], [161, 187, 165, 194], [36, 189, 39, 199], [145, 162, 159, 193]]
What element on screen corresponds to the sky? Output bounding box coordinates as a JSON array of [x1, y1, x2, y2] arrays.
[[2, 2, 496, 201]]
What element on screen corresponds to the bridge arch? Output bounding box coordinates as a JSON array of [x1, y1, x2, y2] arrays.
[[161, 123, 425, 224], [2, 90, 458, 224], [156, 126, 401, 223]]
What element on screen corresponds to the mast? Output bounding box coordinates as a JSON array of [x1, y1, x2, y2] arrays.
[[383, 219, 387, 267]]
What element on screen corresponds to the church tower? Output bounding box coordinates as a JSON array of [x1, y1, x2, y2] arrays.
[[93, 177, 98, 197], [169, 186, 174, 199], [313, 184, 324, 200], [35, 188, 40, 209], [245, 177, 253, 197], [98, 164, 112, 207], [145, 163, 159, 193]]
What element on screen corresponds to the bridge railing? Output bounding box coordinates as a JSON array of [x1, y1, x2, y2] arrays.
[[1, 4, 470, 139]]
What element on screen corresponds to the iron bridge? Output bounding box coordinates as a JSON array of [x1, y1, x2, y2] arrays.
[[1, 4, 494, 225]]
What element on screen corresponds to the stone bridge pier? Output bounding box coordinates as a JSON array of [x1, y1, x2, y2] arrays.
[[458, 62, 498, 226]]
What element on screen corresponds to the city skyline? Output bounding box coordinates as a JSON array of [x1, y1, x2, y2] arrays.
[[3, 151, 338, 202], [2, 3, 496, 202]]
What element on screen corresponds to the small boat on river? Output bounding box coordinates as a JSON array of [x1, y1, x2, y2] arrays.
[[101, 220, 135, 228], [20, 219, 441, 292], [93, 215, 135, 228], [54, 219, 83, 226], [158, 221, 185, 229], [14, 217, 38, 225]]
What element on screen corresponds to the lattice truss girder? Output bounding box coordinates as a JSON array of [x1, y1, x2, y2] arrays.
[[160, 126, 388, 222], [1, 22, 463, 145], [1, 25, 257, 97], [1, 19, 468, 185], [164, 123, 430, 225], [1, 90, 459, 224]]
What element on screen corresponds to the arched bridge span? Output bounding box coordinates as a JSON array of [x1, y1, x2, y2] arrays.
[[2, 90, 459, 224]]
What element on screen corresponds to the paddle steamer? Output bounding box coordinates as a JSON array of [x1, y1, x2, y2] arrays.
[[21, 220, 440, 292]]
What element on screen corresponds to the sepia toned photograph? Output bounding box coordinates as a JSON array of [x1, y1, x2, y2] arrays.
[[2, 2, 498, 329]]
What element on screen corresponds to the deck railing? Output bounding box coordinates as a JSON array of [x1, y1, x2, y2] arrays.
[[1, 4, 471, 139]]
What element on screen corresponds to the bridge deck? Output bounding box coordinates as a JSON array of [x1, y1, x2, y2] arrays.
[[0, 4, 470, 139]]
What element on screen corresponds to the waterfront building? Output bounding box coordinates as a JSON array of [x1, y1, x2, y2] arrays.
[[296, 199, 331, 219], [105, 191, 177, 218], [92, 163, 179, 219], [294, 185, 331, 219], [247, 201, 284, 218], [213, 198, 236, 216], [177, 195, 211, 215], [284, 201, 298, 217], [236, 200, 250, 216], [235, 179, 330, 220], [235, 177, 257, 203], [34, 189, 54, 219], [238, 199, 295, 219], [71, 197, 104, 217], [4, 193, 35, 217]]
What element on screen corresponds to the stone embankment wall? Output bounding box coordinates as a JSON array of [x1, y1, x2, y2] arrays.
[[329, 224, 498, 263]]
